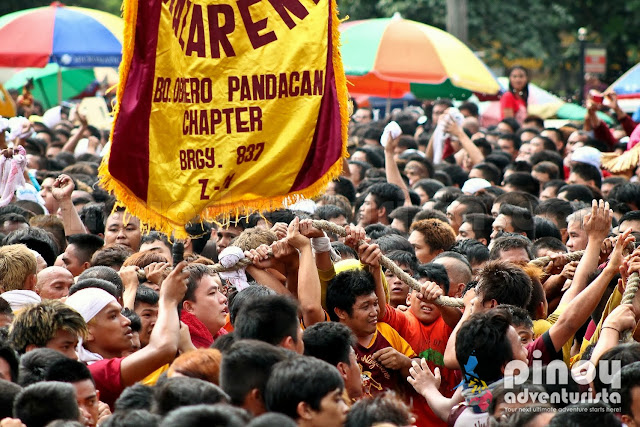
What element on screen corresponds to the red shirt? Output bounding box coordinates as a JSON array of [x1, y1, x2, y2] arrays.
[[526, 331, 562, 365], [88, 357, 124, 411], [500, 91, 527, 123], [382, 306, 460, 427]]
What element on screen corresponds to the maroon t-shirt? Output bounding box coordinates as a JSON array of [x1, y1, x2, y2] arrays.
[[88, 357, 124, 410]]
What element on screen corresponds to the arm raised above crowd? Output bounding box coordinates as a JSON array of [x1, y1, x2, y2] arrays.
[[119, 261, 188, 386], [549, 229, 634, 353], [52, 173, 87, 235], [288, 217, 325, 327], [383, 135, 412, 207], [560, 200, 611, 305]]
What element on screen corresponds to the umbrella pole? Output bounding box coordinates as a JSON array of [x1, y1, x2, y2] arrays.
[[386, 82, 392, 118], [38, 79, 51, 110], [57, 66, 62, 106]]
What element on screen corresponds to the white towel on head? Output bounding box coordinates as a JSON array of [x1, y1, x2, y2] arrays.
[[65, 288, 117, 323], [0, 290, 41, 312]]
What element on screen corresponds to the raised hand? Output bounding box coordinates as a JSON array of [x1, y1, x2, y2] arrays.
[[51, 173, 75, 201], [160, 261, 189, 304], [286, 217, 311, 250], [358, 242, 381, 269], [408, 358, 441, 396], [583, 199, 612, 241]]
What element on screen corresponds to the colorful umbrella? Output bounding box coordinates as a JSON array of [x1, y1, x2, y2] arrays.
[[0, 3, 123, 68], [480, 77, 613, 126], [4, 63, 96, 109], [340, 14, 500, 100], [608, 62, 640, 99]]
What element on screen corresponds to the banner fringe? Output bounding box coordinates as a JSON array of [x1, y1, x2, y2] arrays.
[[99, 0, 350, 238]]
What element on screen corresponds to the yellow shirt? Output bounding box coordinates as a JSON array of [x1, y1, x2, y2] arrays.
[[533, 304, 572, 365], [318, 259, 390, 309], [140, 364, 169, 386]]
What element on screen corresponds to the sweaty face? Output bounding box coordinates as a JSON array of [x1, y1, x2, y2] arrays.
[[46, 328, 80, 360], [87, 301, 133, 357], [566, 221, 588, 252], [184, 275, 228, 336], [73, 379, 99, 427], [104, 212, 142, 251]]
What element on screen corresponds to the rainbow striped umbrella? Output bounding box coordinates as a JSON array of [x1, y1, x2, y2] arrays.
[[0, 2, 123, 68], [340, 14, 500, 100]]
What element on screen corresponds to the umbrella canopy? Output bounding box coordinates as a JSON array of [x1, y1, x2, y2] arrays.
[[340, 14, 500, 100], [480, 77, 613, 126], [0, 2, 123, 68], [608, 62, 640, 99], [4, 63, 96, 109]]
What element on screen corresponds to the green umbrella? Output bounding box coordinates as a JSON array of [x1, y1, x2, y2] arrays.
[[4, 63, 96, 109], [555, 103, 614, 125]]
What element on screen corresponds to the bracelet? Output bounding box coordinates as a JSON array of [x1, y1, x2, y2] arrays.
[[602, 326, 620, 334], [311, 235, 331, 253]]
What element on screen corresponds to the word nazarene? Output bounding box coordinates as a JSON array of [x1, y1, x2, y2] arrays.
[[165, 0, 322, 59]]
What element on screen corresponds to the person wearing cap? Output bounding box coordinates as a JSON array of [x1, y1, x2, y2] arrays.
[[570, 145, 602, 170], [65, 261, 189, 409], [460, 178, 491, 196]]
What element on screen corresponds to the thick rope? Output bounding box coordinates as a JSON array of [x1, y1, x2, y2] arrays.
[[136, 220, 601, 309], [529, 250, 585, 269], [621, 272, 640, 342]]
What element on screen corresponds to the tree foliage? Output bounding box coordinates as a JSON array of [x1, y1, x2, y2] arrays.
[[337, 0, 640, 90]]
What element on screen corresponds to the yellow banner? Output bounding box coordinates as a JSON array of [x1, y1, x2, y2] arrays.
[[100, 0, 348, 236]]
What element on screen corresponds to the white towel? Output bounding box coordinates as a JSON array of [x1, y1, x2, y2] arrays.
[[432, 107, 464, 165], [0, 290, 41, 312]]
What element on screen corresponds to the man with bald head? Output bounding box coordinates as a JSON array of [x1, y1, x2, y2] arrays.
[[432, 252, 472, 298], [36, 267, 75, 300]]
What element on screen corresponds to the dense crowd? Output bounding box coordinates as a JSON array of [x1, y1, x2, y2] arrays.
[[0, 66, 639, 427]]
